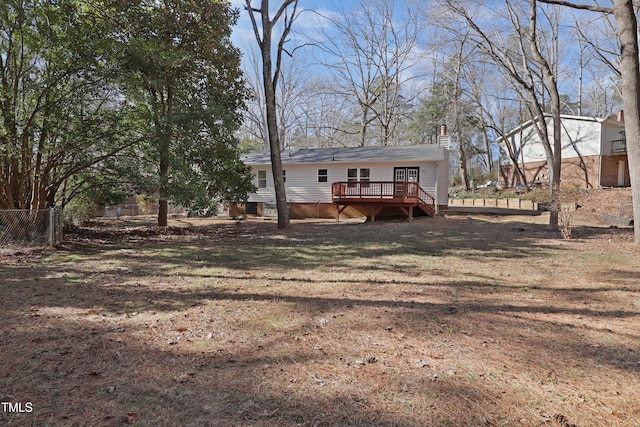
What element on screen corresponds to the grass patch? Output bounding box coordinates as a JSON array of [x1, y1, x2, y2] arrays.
[[0, 216, 637, 426]]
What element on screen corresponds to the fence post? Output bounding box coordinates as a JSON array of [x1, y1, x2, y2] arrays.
[[55, 207, 63, 244], [47, 208, 56, 248]]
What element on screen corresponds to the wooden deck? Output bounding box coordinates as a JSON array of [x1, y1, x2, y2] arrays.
[[331, 181, 436, 222]]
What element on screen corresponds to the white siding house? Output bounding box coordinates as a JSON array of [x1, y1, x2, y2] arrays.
[[238, 144, 450, 219], [499, 113, 628, 188]]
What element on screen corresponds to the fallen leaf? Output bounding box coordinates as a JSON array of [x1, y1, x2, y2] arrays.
[[174, 372, 194, 383], [125, 412, 138, 424], [553, 414, 578, 427]]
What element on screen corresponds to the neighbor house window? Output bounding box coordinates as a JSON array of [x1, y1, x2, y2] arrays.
[[283, 170, 286, 183], [318, 169, 328, 183], [258, 170, 267, 188]]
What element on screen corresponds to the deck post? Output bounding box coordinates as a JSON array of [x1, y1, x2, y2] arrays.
[[369, 205, 383, 223]]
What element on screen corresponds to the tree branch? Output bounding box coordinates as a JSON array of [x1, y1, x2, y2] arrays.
[[273, 0, 299, 91], [537, 0, 612, 14], [244, 0, 264, 48], [272, 0, 298, 26]]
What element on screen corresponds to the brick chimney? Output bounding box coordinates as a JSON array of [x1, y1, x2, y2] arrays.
[[438, 125, 450, 149], [617, 110, 624, 123]]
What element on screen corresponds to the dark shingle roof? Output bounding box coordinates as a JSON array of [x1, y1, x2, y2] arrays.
[[242, 145, 446, 165]]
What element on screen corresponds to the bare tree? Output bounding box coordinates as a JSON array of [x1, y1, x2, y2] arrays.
[[421, 11, 499, 179], [463, 62, 497, 174], [537, 0, 640, 242], [582, 64, 623, 117], [441, 0, 564, 230], [275, 57, 309, 151], [315, 0, 422, 146], [491, 95, 533, 188], [245, 0, 301, 229], [242, 45, 309, 151], [291, 79, 354, 148], [242, 47, 269, 150], [445, 31, 480, 190]]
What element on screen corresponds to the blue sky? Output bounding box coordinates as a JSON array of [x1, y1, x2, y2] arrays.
[[229, 0, 358, 61], [228, 0, 433, 96]]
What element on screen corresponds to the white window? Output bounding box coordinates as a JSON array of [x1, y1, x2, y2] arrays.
[[360, 168, 370, 187], [347, 168, 357, 187], [257, 170, 267, 188], [318, 169, 328, 183]]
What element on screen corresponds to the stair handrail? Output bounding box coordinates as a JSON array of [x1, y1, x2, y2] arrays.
[[417, 186, 435, 208]]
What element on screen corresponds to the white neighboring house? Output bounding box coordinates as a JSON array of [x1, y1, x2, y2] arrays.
[[499, 112, 628, 188], [237, 143, 450, 219]]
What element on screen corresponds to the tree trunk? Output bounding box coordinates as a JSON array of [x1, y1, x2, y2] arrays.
[[264, 77, 290, 229], [546, 111, 562, 231], [157, 85, 173, 228], [530, 0, 561, 231], [158, 138, 170, 227], [613, 0, 640, 243], [536, 0, 640, 242], [359, 106, 369, 147], [481, 124, 493, 172], [158, 199, 168, 226], [259, 0, 289, 229], [459, 138, 471, 190]]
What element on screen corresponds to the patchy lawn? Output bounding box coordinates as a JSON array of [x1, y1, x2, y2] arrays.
[[1, 210, 639, 426]]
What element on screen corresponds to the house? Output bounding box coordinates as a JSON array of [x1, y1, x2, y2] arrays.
[[236, 141, 450, 221], [499, 112, 628, 188]]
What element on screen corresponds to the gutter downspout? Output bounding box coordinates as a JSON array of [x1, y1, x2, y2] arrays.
[[598, 149, 603, 188], [435, 162, 439, 215]]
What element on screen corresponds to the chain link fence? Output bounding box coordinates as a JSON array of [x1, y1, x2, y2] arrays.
[[0, 208, 63, 248]]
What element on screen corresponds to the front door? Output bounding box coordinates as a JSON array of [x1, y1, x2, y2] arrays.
[[394, 167, 419, 197]]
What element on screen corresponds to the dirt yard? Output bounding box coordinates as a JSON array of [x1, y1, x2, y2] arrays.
[[1, 189, 638, 426]]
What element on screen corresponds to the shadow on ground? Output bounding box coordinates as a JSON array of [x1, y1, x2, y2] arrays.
[[1, 217, 638, 426]]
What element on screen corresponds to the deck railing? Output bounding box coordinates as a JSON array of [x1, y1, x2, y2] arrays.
[[417, 186, 436, 209], [611, 139, 627, 154], [332, 181, 435, 208]]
